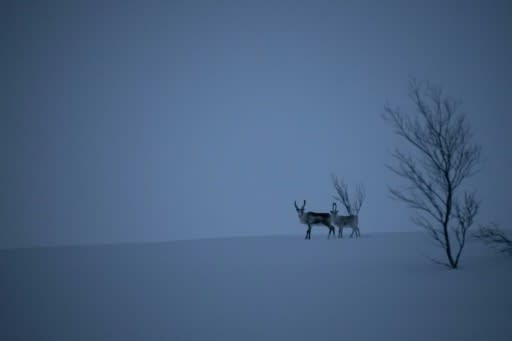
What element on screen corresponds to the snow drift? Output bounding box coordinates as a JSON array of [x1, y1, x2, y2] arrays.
[[1, 232, 510, 340]]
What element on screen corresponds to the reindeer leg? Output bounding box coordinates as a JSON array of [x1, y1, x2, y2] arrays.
[[306, 225, 312, 240], [329, 224, 336, 239]]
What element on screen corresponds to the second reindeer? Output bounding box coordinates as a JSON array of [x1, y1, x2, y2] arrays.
[[331, 175, 365, 238]]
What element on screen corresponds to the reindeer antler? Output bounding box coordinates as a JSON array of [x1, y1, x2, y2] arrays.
[[294, 200, 307, 210]]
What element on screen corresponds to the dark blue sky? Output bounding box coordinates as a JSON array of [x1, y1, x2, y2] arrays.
[[2, 0, 511, 248]]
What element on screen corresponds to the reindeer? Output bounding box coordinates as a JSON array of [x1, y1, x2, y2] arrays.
[[330, 202, 360, 238], [294, 200, 336, 239], [331, 175, 365, 238]]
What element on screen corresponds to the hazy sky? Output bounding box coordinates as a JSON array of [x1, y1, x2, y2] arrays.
[[2, 0, 511, 248]]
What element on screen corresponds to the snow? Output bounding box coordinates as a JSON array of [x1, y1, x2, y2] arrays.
[[1, 232, 510, 340]]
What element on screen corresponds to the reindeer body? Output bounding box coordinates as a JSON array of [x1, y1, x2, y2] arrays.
[[332, 214, 360, 238], [295, 201, 335, 239], [330, 203, 361, 238]]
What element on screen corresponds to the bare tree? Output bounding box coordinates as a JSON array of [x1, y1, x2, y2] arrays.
[[331, 174, 365, 237], [383, 79, 481, 269], [474, 224, 512, 256]]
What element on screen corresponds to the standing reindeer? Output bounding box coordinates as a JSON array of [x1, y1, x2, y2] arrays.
[[331, 175, 365, 238], [294, 200, 336, 240], [330, 202, 360, 238]]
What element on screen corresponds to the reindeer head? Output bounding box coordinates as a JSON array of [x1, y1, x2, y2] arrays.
[[330, 202, 338, 217], [294, 200, 306, 217]]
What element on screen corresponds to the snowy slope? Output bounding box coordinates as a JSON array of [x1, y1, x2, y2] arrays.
[[1, 232, 510, 340]]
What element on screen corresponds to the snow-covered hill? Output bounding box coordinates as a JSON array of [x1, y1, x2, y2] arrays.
[[1, 232, 510, 340]]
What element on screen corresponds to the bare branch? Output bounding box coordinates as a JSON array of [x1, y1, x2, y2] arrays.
[[421, 253, 452, 269], [331, 174, 352, 214], [331, 174, 365, 215], [474, 224, 512, 256], [353, 184, 366, 214], [412, 215, 446, 249]]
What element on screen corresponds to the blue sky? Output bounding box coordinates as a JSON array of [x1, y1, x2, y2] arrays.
[[2, 0, 511, 247]]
